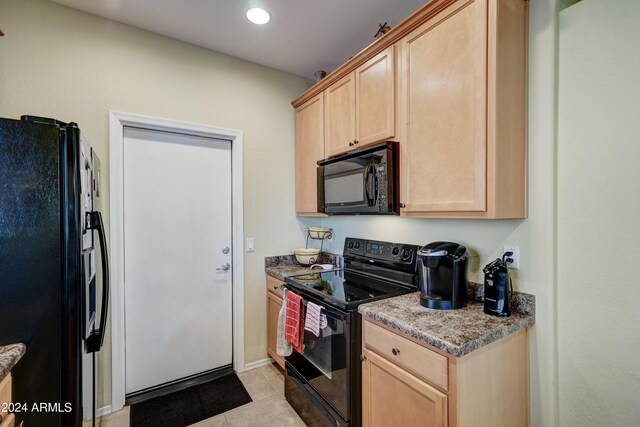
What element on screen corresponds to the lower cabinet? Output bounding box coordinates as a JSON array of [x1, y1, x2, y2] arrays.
[[0, 374, 15, 427], [362, 319, 529, 427], [362, 349, 448, 426], [266, 275, 285, 369]]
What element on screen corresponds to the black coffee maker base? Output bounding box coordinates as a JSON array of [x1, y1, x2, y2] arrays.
[[419, 295, 467, 310]]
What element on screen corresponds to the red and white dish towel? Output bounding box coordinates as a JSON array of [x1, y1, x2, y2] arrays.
[[276, 290, 292, 356], [284, 291, 305, 353], [304, 301, 327, 337]]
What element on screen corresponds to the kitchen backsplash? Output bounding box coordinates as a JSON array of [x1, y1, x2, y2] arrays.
[[298, 215, 525, 285]]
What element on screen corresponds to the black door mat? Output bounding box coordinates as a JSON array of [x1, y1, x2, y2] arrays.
[[129, 373, 252, 427]]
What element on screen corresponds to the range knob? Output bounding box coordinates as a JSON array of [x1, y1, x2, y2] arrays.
[[401, 248, 413, 261], [347, 241, 354, 249], [354, 241, 361, 249], [391, 246, 400, 256]]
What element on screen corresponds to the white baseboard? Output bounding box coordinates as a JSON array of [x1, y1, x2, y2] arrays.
[[97, 405, 112, 417], [83, 405, 113, 420], [244, 358, 274, 371]]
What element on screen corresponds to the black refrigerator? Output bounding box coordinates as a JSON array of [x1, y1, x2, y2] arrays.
[[0, 116, 109, 426]]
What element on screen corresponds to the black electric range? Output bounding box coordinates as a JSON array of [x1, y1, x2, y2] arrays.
[[283, 237, 419, 427]]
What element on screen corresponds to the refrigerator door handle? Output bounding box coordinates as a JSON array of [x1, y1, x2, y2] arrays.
[[85, 211, 109, 354]]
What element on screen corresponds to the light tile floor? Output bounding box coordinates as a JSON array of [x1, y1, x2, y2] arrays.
[[84, 363, 305, 427]]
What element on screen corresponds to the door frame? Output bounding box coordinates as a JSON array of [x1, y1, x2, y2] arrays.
[[108, 111, 245, 412]]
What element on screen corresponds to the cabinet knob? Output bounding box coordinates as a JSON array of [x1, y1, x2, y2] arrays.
[[349, 142, 354, 147], [359, 354, 367, 362], [399, 203, 406, 209], [273, 285, 278, 290], [391, 348, 400, 356], [354, 140, 359, 145]]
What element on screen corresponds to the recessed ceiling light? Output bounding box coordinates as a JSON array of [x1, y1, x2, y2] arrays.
[[246, 7, 270, 25]]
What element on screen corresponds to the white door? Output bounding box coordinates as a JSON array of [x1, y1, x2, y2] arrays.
[[123, 127, 233, 394]]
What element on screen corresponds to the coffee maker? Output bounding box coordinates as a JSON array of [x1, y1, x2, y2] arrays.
[[417, 242, 469, 310]]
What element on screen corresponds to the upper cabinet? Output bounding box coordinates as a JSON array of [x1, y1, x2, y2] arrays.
[[325, 46, 396, 157], [295, 93, 325, 216], [325, 73, 356, 157], [356, 47, 396, 147], [398, 0, 527, 218], [292, 0, 528, 219]]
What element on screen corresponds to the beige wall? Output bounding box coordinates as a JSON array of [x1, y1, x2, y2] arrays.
[[558, 0, 640, 424], [0, 0, 311, 408]]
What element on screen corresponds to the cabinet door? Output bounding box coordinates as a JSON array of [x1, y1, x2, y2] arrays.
[[0, 413, 15, 427], [295, 93, 325, 215], [325, 73, 356, 157], [266, 291, 284, 369], [356, 46, 395, 146], [399, 0, 487, 213], [362, 349, 447, 427]]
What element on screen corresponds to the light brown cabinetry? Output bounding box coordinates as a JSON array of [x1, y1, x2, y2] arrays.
[[295, 93, 325, 216], [292, 0, 527, 219], [356, 47, 396, 147], [363, 349, 448, 427], [265, 275, 285, 369], [362, 320, 529, 427], [0, 374, 15, 427], [324, 46, 395, 157], [398, 0, 527, 218], [325, 73, 356, 157]]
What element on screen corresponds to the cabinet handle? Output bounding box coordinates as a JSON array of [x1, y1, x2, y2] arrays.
[[354, 140, 359, 145], [399, 203, 406, 209], [391, 348, 400, 356], [349, 142, 354, 147], [359, 354, 367, 362]]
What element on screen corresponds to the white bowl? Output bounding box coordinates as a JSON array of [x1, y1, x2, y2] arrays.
[[310, 264, 334, 270], [308, 227, 332, 240], [294, 248, 320, 265]]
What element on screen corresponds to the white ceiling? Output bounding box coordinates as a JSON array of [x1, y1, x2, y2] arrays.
[[50, 0, 428, 80]]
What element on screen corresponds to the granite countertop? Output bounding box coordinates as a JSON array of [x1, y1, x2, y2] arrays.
[[265, 253, 340, 280], [0, 343, 26, 381], [359, 288, 535, 357]]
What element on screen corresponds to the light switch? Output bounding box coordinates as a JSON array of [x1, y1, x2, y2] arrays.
[[246, 238, 255, 252]]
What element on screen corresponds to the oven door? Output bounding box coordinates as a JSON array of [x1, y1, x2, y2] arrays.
[[285, 292, 351, 422]]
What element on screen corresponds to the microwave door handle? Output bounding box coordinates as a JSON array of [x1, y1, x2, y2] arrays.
[[85, 211, 110, 353], [364, 165, 375, 206]]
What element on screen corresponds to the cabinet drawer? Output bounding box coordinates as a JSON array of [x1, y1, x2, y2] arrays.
[[364, 320, 448, 391], [266, 274, 284, 298], [0, 374, 11, 407]]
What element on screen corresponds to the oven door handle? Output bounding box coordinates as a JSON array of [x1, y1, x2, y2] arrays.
[[308, 302, 346, 322], [283, 285, 347, 321]]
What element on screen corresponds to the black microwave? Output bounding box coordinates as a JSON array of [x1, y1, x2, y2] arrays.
[[317, 141, 399, 215]]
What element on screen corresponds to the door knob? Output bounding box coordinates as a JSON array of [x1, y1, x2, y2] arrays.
[[216, 262, 231, 271]]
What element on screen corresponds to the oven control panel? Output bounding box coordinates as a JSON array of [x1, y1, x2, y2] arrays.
[[344, 238, 418, 265]]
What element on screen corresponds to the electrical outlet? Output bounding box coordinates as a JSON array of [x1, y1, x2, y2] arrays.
[[503, 245, 520, 269]]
